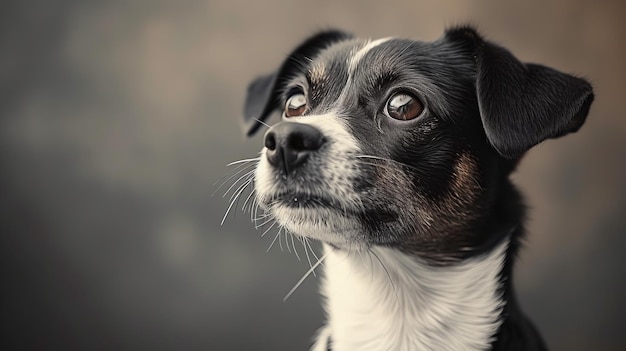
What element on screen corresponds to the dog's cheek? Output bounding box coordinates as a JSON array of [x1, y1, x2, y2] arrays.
[[437, 152, 482, 224], [392, 123, 460, 199], [359, 163, 433, 245], [405, 152, 485, 258]]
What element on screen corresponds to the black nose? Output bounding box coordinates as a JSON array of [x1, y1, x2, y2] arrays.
[[264, 122, 325, 175]]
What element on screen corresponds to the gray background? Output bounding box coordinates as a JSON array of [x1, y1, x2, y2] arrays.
[[1, 0, 624, 350]]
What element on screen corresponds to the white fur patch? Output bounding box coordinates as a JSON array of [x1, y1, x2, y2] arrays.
[[315, 238, 509, 351]]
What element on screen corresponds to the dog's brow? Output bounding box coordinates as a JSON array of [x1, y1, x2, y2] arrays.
[[374, 71, 399, 91]]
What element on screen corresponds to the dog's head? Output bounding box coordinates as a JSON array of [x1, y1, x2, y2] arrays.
[[243, 27, 593, 263]]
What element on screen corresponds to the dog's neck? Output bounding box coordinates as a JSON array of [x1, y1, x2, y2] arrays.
[[314, 238, 510, 351]]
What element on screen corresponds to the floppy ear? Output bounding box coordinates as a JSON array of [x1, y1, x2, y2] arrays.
[[243, 30, 352, 137], [446, 27, 594, 159]]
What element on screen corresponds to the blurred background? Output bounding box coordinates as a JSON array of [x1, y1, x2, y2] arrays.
[[1, 0, 624, 350]]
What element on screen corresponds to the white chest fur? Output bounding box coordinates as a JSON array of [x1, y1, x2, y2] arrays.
[[312, 239, 509, 351]]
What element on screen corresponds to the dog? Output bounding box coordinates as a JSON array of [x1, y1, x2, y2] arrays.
[[238, 26, 593, 351]]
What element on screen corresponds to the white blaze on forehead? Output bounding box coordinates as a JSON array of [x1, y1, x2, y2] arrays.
[[348, 37, 393, 74], [338, 37, 392, 104]]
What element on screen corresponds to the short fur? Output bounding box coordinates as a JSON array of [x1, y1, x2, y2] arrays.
[[239, 26, 593, 350]]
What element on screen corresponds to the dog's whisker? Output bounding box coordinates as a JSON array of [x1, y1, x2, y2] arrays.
[[213, 161, 252, 186], [242, 188, 256, 212], [252, 117, 271, 129], [260, 219, 278, 238], [212, 163, 255, 195], [253, 211, 271, 221], [283, 251, 330, 302], [223, 170, 255, 199], [354, 154, 402, 164], [228, 185, 253, 224], [226, 174, 254, 204], [267, 227, 283, 253], [226, 157, 261, 167], [365, 250, 375, 282], [352, 161, 400, 177], [290, 234, 301, 261], [279, 230, 286, 252], [354, 154, 421, 172], [283, 231, 292, 253], [250, 207, 271, 224], [220, 179, 252, 226], [253, 210, 272, 220], [368, 248, 397, 298], [255, 215, 275, 230], [211, 172, 254, 201], [252, 200, 262, 224], [254, 217, 272, 227], [305, 239, 322, 266], [353, 160, 392, 169], [251, 198, 259, 220], [302, 238, 316, 277]]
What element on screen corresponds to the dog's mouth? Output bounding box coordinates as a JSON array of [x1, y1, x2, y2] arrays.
[[268, 191, 354, 212], [265, 190, 398, 224]]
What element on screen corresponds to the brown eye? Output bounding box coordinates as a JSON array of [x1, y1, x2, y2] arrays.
[[385, 92, 423, 121], [285, 93, 307, 117]]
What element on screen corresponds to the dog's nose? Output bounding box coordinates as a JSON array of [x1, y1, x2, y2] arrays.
[[264, 122, 325, 175]]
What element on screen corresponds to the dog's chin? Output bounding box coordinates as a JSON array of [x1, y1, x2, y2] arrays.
[[262, 197, 368, 250]]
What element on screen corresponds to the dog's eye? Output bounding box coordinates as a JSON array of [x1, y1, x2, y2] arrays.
[[385, 93, 423, 121], [285, 93, 307, 117]]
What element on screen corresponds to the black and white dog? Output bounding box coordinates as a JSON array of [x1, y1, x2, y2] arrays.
[[239, 26, 593, 350]]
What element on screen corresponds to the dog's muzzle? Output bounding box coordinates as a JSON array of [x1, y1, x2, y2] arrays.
[[263, 122, 326, 176]]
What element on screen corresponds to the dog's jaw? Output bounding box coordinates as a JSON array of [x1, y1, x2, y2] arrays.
[[312, 238, 509, 351]]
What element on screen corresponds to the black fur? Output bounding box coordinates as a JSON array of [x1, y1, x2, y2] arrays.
[[242, 26, 593, 350], [445, 27, 593, 159], [244, 30, 352, 136]]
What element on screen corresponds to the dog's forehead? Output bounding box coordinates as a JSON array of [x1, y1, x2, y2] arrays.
[[304, 37, 453, 97], [304, 38, 429, 109], [309, 38, 406, 82]]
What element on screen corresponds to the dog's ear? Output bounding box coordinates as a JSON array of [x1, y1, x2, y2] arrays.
[[445, 26, 594, 159], [243, 30, 352, 137]]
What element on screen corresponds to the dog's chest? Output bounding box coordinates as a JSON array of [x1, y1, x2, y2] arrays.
[[317, 240, 509, 351]]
